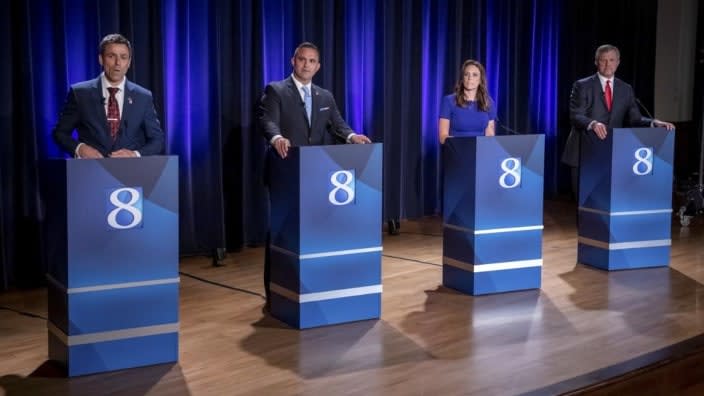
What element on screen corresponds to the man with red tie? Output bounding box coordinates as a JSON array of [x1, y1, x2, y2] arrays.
[[561, 44, 674, 198], [52, 33, 164, 159]]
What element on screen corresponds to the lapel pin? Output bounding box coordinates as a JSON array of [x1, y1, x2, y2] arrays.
[[128, 97, 133, 105]]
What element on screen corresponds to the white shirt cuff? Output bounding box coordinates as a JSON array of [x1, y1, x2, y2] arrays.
[[74, 143, 84, 158]]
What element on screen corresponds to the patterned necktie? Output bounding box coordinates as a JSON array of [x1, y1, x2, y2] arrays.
[[107, 87, 120, 141], [604, 80, 612, 112], [302, 86, 312, 126]]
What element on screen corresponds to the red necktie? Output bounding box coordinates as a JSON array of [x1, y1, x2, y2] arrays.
[[604, 80, 612, 112], [107, 87, 120, 141]]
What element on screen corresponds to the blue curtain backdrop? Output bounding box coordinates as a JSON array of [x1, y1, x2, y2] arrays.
[[0, 0, 656, 290]]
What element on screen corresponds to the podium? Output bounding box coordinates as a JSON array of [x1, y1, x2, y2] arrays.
[[268, 144, 382, 329], [442, 135, 544, 295], [578, 128, 674, 270], [42, 156, 179, 376]]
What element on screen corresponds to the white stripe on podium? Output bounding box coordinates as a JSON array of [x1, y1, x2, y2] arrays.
[[270, 245, 383, 259], [443, 223, 543, 235], [48, 322, 179, 346], [578, 236, 671, 250], [270, 283, 382, 303], [443, 257, 542, 272], [46, 275, 180, 294], [578, 207, 672, 216]]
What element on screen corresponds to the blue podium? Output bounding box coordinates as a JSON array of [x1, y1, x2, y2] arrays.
[[442, 135, 544, 295], [578, 128, 674, 270], [42, 156, 179, 376], [268, 144, 383, 329]]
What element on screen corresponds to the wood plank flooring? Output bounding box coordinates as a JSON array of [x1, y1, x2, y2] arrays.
[[1, 199, 703, 395]]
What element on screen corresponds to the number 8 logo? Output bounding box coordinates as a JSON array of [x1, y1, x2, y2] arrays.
[[329, 170, 355, 206], [499, 157, 521, 189], [107, 187, 143, 229], [632, 147, 653, 176]]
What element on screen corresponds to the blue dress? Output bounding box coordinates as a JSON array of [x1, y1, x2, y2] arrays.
[[439, 94, 497, 137]]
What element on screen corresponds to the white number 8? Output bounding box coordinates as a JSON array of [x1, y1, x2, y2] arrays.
[[107, 187, 143, 229]]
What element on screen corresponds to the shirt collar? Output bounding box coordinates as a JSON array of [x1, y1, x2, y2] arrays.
[[101, 72, 127, 92], [597, 73, 613, 86], [291, 74, 311, 91]]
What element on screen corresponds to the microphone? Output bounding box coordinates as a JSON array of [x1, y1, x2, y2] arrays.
[[635, 97, 654, 119], [495, 117, 521, 135]]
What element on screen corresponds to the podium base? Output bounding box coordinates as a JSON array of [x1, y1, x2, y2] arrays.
[[442, 263, 541, 296], [270, 290, 381, 329], [48, 328, 178, 377], [578, 243, 671, 271]]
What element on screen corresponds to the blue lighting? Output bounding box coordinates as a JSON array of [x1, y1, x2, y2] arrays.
[[29, 0, 561, 229]]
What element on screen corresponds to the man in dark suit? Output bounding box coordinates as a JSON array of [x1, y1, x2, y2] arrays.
[[561, 44, 674, 197], [52, 33, 164, 158], [258, 42, 371, 310], [259, 41, 370, 159]]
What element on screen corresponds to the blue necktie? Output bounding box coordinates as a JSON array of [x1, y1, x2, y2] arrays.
[[302, 86, 312, 126]]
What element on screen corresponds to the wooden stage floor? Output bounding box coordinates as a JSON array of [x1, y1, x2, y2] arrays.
[[1, 199, 703, 395]]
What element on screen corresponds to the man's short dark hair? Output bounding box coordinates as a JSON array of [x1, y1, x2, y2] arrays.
[[99, 33, 132, 57], [293, 42, 320, 59]]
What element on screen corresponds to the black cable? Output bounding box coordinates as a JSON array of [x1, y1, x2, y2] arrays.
[[396, 231, 443, 237], [635, 97, 654, 119], [178, 271, 265, 299], [495, 117, 523, 135], [0, 305, 47, 321], [382, 253, 442, 267]]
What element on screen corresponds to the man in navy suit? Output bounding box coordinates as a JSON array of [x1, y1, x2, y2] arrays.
[[258, 42, 371, 309], [561, 44, 674, 197], [52, 33, 164, 158]]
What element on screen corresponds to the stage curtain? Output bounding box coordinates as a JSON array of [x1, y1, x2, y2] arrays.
[[0, 0, 654, 290]]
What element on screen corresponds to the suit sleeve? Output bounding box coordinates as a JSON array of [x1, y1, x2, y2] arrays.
[[569, 80, 594, 132], [258, 84, 283, 142], [52, 88, 81, 156], [136, 93, 165, 155], [326, 96, 355, 141]]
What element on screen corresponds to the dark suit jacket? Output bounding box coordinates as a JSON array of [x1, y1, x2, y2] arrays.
[[52, 76, 165, 157], [258, 76, 354, 146], [561, 74, 651, 167]]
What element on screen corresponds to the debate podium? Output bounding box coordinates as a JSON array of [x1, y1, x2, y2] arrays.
[[267, 144, 383, 329], [578, 127, 674, 270], [42, 156, 179, 376], [442, 135, 544, 295]]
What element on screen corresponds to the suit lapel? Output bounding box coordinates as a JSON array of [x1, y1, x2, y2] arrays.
[[310, 85, 319, 130], [611, 78, 629, 113], [592, 74, 609, 112], [286, 77, 310, 131], [120, 82, 135, 138]]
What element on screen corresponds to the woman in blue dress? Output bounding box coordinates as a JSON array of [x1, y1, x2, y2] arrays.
[[439, 59, 496, 144]]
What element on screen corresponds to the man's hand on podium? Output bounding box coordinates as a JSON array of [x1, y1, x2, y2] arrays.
[[350, 134, 371, 144], [592, 122, 608, 140], [110, 149, 139, 158], [274, 137, 291, 159], [653, 119, 675, 131], [77, 144, 104, 159]]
